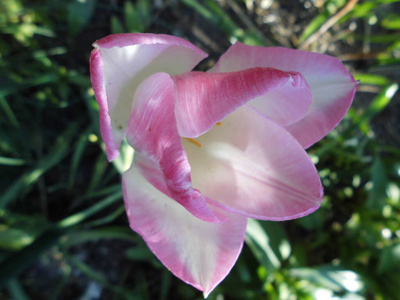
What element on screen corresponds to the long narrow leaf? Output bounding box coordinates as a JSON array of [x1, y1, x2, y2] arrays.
[[0, 123, 79, 208], [57, 190, 122, 228], [0, 229, 63, 289], [245, 219, 281, 272]]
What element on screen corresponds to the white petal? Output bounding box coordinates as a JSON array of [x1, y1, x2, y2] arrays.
[[123, 166, 247, 296]]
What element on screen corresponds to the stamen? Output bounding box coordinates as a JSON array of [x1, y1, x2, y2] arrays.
[[184, 138, 202, 148], [215, 122, 222, 126]]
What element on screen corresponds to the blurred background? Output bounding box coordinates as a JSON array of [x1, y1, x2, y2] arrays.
[[0, 0, 400, 299]]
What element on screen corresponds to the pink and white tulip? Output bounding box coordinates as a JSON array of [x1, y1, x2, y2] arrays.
[[90, 33, 357, 297]]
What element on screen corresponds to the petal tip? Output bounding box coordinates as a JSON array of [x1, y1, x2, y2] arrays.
[[105, 147, 120, 162]]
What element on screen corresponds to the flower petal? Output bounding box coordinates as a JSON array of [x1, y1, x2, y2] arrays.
[[182, 107, 323, 221], [123, 166, 247, 297], [173, 68, 312, 138], [90, 33, 207, 160], [209, 42, 358, 148], [126, 72, 220, 223]]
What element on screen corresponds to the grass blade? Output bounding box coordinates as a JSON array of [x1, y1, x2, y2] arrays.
[[0, 229, 63, 289], [0, 123, 79, 208], [57, 190, 122, 228]]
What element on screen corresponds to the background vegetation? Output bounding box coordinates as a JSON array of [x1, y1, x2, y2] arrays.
[[0, 0, 399, 299]]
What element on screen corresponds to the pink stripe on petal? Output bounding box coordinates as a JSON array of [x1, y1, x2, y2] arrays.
[[210, 43, 357, 148], [90, 48, 120, 161], [173, 68, 312, 138], [183, 107, 323, 221], [126, 72, 220, 223], [123, 166, 247, 296]]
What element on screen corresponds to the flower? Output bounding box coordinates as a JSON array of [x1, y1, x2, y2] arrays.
[[90, 33, 357, 297]]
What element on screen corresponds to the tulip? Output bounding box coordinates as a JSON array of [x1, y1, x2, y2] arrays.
[[90, 33, 357, 296]]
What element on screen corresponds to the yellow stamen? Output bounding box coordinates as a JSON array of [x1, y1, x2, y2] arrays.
[[215, 122, 222, 126], [184, 138, 202, 148]]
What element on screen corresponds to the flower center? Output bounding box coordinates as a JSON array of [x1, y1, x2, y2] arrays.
[[182, 122, 222, 149]]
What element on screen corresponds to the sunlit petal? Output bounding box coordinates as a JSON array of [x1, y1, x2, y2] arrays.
[[123, 166, 247, 297], [126, 72, 220, 222], [173, 68, 312, 138], [183, 107, 323, 220], [90, 33, 207, 160], [210, 42, 357, 148]]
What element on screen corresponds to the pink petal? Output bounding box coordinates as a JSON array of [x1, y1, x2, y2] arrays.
[[90, 33, 207, 161], [90, 48, 119, 160], [126, 72, 220, 223], [209, 42, 358, 148], [123, 166, 247, 297], [173, 68, 312, 138], [182, 107, 323, 221]]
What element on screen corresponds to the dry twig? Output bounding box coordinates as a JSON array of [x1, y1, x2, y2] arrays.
[[299, 0, 359, 50]]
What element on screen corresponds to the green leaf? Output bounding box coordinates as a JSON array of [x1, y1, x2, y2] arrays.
[[125, 247, 156, 262], [180, 0, 213, 20], [111, 16, 125, 34], [260, 222, 291, 261], [7, 279, 30, 300], [68, 127, 91, 190], [299, 12, 329, 43], [0, 156, 25, 166], [159, 270, 172, 300], [357, 83, 398, 132], [0, 225, 34, 251], [0, 123, 79, 208], [369, 83, 398, 113], [0, 74, 58, 97], [0, 229, 63, 289], [65, 253, 132, 296], [180, 0, 263, 44], [68, 0, 97, 36], [245, 219, 281, 272], [290, 267, 363, 293], [72, 184, 121, 204], [124, 1, 140, 32], [349, 2, 376, 19], [353, 73, 390, 86], [124, 0, 151, 33], [204, 0, 245, 39], [86, 153, 109, 193], [296, 208, 327, 230], [354, 33, 400, 43], [0, 96, 19, 127], [81, 205, 125, 228], [62, 227, 137, 248], [57, 190, 122, 228], [367, 154, 388, 209], [382, 13, 400, 30], [378, 244, 400, 273], [137, 0, 151, 28]]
